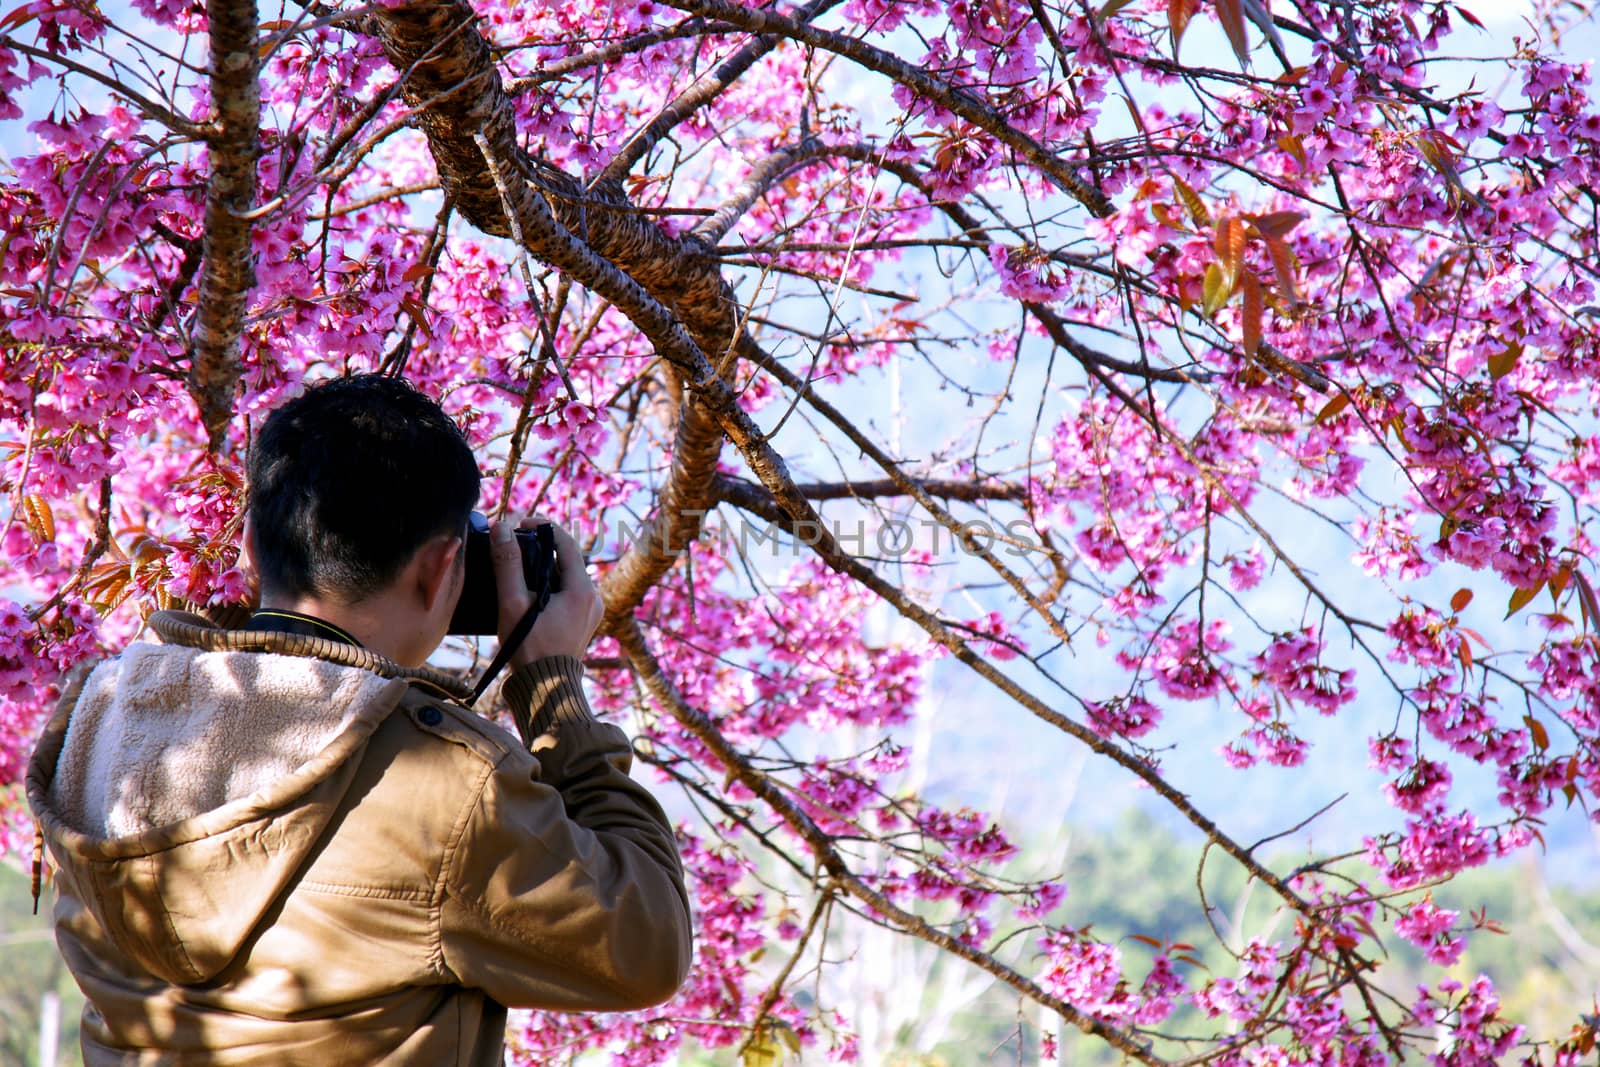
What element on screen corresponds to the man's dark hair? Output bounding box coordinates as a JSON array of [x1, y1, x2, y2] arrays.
[[248, 374, 481, 601]]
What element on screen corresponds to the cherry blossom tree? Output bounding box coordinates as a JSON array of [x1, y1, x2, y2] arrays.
[[3, 0, 1600, 1062]]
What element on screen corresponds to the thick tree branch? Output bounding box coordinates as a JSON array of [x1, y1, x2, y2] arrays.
[[188, 0, 261, 448], [367, 5, 1381, 1022], [368, 0, 742, 624]]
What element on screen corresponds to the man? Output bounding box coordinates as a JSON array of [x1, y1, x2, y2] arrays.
[[26, 374, 693, 1064]]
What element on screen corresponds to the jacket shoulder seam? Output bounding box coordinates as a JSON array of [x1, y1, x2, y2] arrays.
[[401, 693, 526, 765]]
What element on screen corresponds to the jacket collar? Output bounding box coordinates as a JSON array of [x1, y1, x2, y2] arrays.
[[245, 608, 364, 648], [147, 609, 473, 702]]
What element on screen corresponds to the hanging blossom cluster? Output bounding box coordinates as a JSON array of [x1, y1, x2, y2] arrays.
[[4, 0, 1600, 1062]]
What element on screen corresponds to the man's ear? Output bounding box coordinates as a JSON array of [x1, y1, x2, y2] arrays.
[[241, 513, 261, 581], [237, 513, 264, 609], [417, 533, 464, 612]]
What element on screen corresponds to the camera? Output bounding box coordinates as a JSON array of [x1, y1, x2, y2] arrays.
[[448, 511, 562, 635]]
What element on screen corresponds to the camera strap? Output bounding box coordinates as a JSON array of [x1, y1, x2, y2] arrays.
[[470, 592, 552, 705]]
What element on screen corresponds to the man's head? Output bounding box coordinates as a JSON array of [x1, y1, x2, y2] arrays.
[[246, 374, 481, 607]]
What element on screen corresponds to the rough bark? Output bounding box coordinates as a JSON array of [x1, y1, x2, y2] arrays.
[[190, 0, 261, 449]]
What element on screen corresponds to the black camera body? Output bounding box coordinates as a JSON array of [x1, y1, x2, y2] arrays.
[[448, 512, 562, 635]]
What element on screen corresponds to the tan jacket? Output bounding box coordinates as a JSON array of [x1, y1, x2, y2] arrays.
[[25, 611, 692, 1065]]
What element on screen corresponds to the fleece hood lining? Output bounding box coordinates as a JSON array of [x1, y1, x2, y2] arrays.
[[41, 642, 411, 854]]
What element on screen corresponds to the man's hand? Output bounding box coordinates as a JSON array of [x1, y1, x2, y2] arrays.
[[491, 516, 603, 669]]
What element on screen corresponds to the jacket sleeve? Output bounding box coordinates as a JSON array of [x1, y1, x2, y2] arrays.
[[437, 656, 693, 1011]]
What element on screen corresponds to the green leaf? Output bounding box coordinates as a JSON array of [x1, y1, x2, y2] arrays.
[[742, 1021, 800, 1067], [742, 1037, 783, 1067]]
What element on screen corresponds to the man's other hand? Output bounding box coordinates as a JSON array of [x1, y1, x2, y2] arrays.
[[491, 516, 603, 668]]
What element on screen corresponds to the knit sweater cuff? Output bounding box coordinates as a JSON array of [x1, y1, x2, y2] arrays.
[[502, 656, 593, 742]]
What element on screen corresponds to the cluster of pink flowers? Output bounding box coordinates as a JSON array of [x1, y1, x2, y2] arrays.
[[1036, 930, 1185, 1025], [1086, 694, 1161, 740], [1117, 618, 1232, 702], [1394, 896, 1465, 967], [1192, 938, 1280, 1024], [1412, 976, 1525, 1067], [1251, 629, 1355, 715]]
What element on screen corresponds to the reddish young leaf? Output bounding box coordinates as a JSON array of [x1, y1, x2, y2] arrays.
[[1173, 176, 1211, 228], [1506, 580, 1545, 619], [1241, 273, 1264, 358], [1096, 0, 1140, 23], [1550, 565, 1572, 599], [1524, 715, 1550, 751], [0, 3, 41, 32], [1260, 233, 1302, 306], [1276, 133, 1308, 170], [1214, 0, 1251, 67], [22, 493, 54, 543], [1213, 216, 1246, 294], [1575, 571, 1600, 633], [1168, 0, 1201, 54], [1246, 211, 1307, 239], [1314, 392, 1351, 424], [1450, 588, 1473, 612]]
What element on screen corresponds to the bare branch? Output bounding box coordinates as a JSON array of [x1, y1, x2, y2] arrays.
[[614, 616, 1164, 1065], [656, 0, 1114, 217], [599, 0, 842, 186]]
